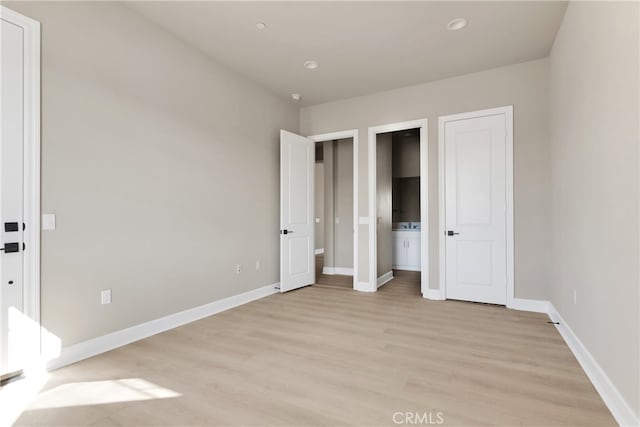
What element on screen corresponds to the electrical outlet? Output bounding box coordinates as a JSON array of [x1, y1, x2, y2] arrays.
[[573, 289, 577, 305], [236, 264, 242, 274], [255, 260, 260, 270], [101, 289, 111, 305]]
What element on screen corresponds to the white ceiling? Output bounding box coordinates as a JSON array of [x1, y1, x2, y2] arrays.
[[127, 1, 567, 106]]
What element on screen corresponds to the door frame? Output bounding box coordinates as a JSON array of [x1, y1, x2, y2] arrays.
[[368, 119, 429, 294], [0, 6, 41, 367], [438, 106, 514, 305], [308, 130, 358, 291]]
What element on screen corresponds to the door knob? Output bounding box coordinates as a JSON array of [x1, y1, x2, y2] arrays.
[[4, 222, 19, 232], [446, 230, 460, 236], [280, 229, 294, 235], [0, 242, 20, 253]]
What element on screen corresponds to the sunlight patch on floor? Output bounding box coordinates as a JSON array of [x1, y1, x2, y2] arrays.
[[27, 378, 181, 410], [0, 369, 50, 427]]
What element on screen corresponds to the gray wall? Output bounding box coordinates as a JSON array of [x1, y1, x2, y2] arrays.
[[393, 178, 420, 223], [376, 133, 393, 276], [392, 133, 421, 224], [322, 142, 335, 268], [334, 139, 354, 269], [301, 58, 550, 298], [7, 1, 299, 347], [314, 162, 324, 251], [321, 139, 353, 270], [549, 1, 639, 417], [392, 133, 420, 178]]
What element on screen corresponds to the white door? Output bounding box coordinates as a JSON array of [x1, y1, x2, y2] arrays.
[[1, 12, 26, 376], [443, 112, 509, 305], [280, 130, 315, 292]]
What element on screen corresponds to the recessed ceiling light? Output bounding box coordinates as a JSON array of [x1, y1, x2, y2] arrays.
[[256, 22, 267, 30], [303, 60, 319, 70], [291, 93, 302, 101], [447, 18, 467, 31]]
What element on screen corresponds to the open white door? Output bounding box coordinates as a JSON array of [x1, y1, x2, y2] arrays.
[[1, 6, 40, 378], [280, 130, 315, 292]]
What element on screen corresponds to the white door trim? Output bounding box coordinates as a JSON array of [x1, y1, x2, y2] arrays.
[[438, 106, 514, 305], [308, 129, 358, 291], [0, 6, 41, 366], [368, 119, 428, 294]]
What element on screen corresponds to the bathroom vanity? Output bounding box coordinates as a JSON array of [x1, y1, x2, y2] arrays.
[[392, 223, 421, 271]]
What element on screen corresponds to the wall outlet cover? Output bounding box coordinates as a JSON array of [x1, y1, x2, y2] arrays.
[[101, 289, 111, 305], [42, 214, 56, 230]]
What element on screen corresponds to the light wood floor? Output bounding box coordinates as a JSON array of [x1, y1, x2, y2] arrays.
[[315, 254, 353, 290], [14, 269, 614, 426]]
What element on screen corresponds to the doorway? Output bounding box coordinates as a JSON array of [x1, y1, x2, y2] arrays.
[[368, 119, 428, 295], [314, 138, 355, 289], [0, 6, 41, 379], [438, 106, 514, 305]]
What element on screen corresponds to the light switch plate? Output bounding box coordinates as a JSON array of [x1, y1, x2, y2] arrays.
[[42, 214, 56, 230]]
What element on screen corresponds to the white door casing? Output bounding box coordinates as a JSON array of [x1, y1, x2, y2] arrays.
[[280, 130, 315, 292], [0, 6, 41, 376], [439, 106, 514, 305]]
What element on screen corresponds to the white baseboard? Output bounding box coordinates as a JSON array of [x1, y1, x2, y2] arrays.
[[46, 283, 280, 371], [322, 267, 353, 276], [508, 298, 550, 313], [314, 248, 324, 255], [548, 303, 638, 427], [423, 288, 445, 300], [377, 270, 394, 288], [355, 281, 376, 292], [393, 265, 421, 272]]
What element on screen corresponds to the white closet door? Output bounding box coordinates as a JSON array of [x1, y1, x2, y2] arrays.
[[444, 113, 507, 305]]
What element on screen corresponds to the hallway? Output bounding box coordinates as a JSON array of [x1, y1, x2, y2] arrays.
[[314, 255, 352, 289], [314, 255, 422, 298]]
